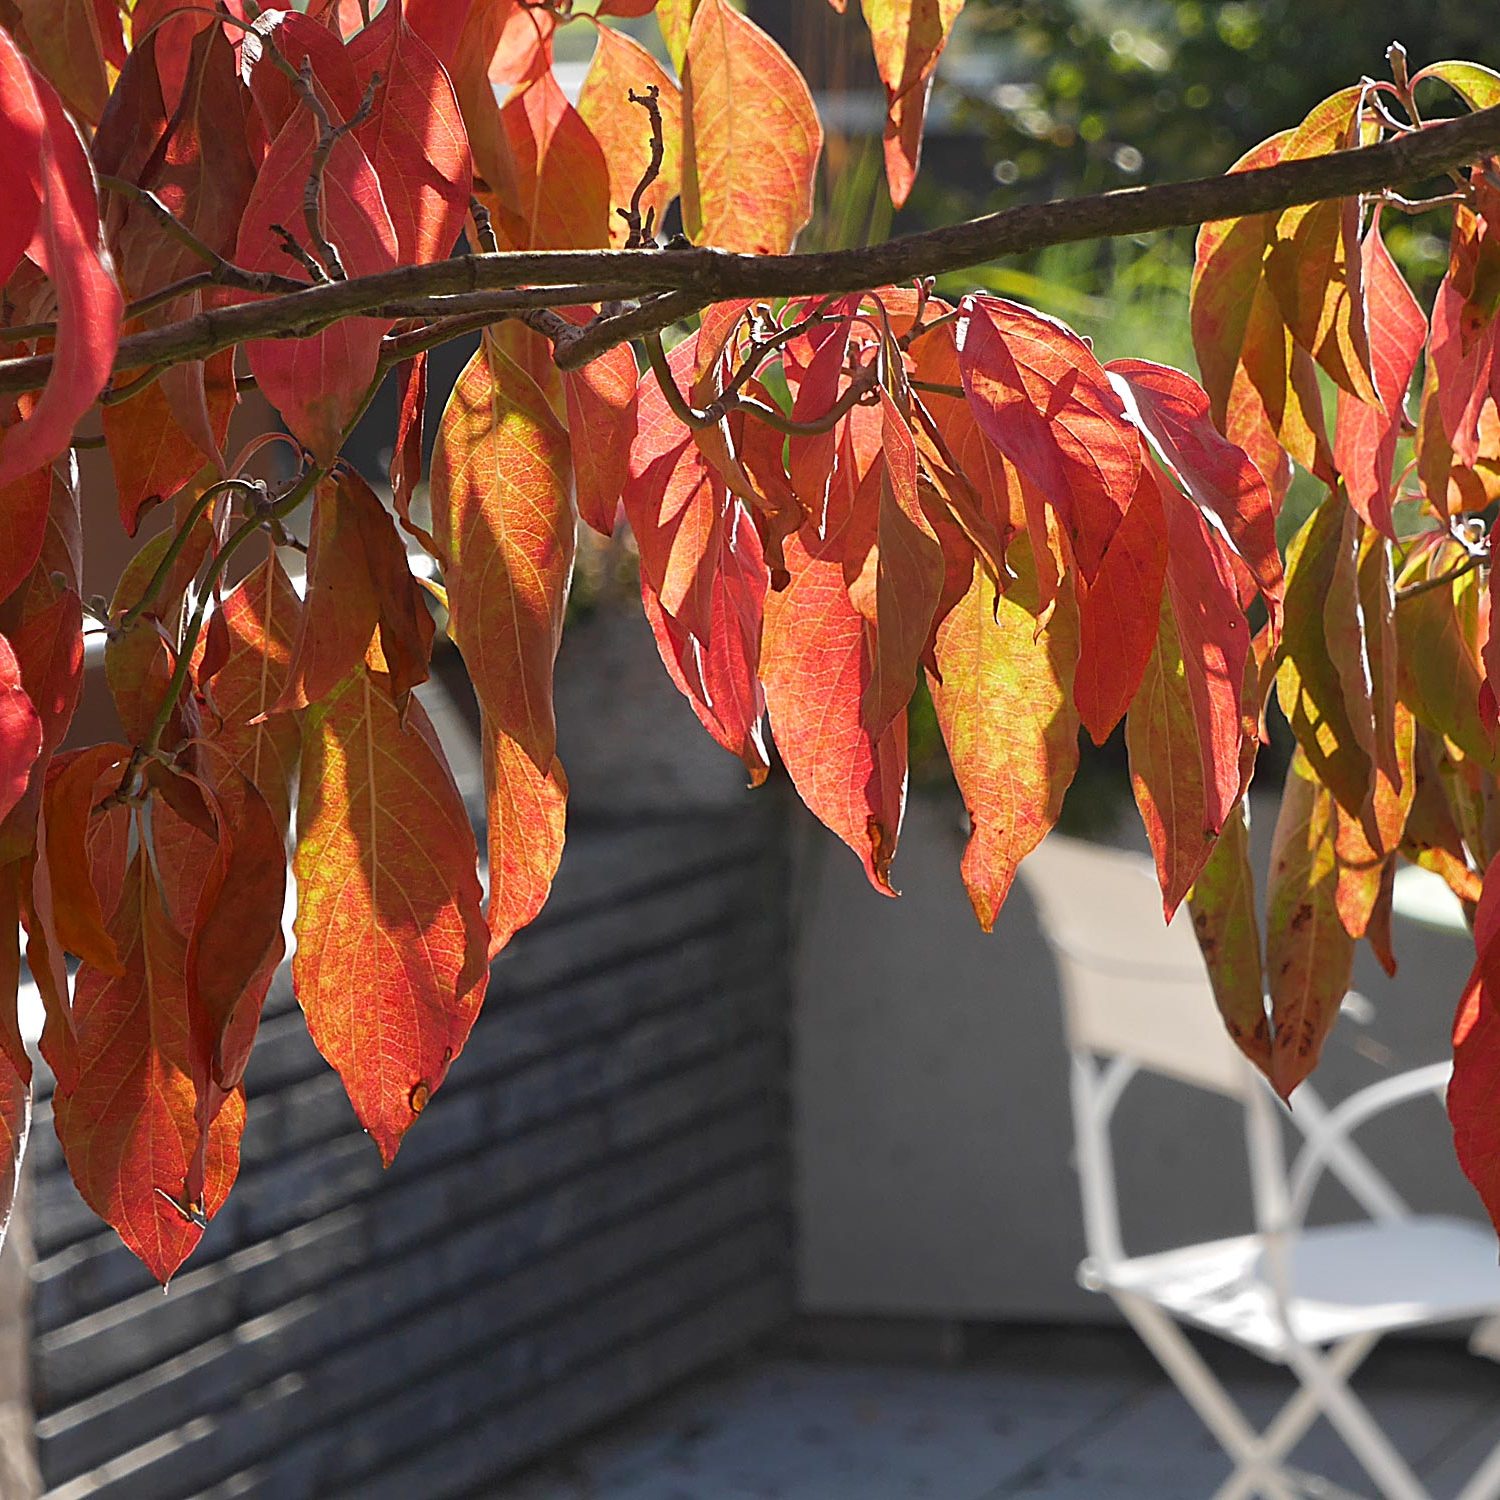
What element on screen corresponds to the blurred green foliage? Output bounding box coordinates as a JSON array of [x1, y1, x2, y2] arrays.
[[933, 0, 1494, 218]]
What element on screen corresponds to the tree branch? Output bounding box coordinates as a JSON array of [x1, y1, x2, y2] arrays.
[[2, 102, 1498, 394]]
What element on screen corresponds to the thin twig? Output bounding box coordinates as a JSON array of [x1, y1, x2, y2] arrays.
[[618, 87, 665, 250], [1395, 552, 1485, 602]]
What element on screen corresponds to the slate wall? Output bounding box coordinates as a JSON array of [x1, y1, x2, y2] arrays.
[[24, 621, 795, 1499]]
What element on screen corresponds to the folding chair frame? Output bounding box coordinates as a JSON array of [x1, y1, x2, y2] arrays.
[[1069, 1048, 1500, 1500]]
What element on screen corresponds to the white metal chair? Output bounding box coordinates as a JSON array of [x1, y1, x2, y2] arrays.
[[1020, 834, 1500, 1500]]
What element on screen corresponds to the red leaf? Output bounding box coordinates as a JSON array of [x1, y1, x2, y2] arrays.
[[957, 295, 1141, 580], [0, 467, 52, 604], [347, 4, 473, 264], [929, 532, 1080, 929], [1334, 219, 1427, 537], [1127, 493, 1250, 919], [491, 67, 611, 251], [1107, 357, 1284, 621], [1073, 447, 1167, 745], [391, 354, 430, 545], [563, 343, 638, 537], [762, 531, 907, 894], [0, 635, 41, 827], [681, 0, 822, 254], [0, 50, 123, 490], [641, 501, 771, 784], [293, 668, 489, 1164], [244, 9, 362, 139], [0, 866, 31, 1254], [52, 846, 246, 1282], [0, 589, 84, 865], [233, 91, 398, 461], [1451, 850, 1500, 1234], [0, 27, 44, 288]]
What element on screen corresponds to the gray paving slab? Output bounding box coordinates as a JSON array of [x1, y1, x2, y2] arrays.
[[498, 1332, 1500, 1500]]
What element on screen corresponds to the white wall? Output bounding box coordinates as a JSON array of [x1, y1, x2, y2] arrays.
[[792, 790, 1482, 1322]]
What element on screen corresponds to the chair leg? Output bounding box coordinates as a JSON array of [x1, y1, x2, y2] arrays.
[[1454, 1430, 1500, 1500], [1113, 1292, 1301, 1500], [1282, 1340, 1431, 1500], [1212, 1334, 1378, 1500]]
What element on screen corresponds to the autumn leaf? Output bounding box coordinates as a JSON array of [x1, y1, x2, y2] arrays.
[[858, 0, 964, 208], [431, 335, 575, 770], [52, 843, 246, 1283], [233, 83, 398, 461], [929, 532, 1079, 929], [762, 531, 907, 895], [293, 667, 489, 1165], [0, 634, 41, 827], [681, 0, 822, 255], [483, 715, 567, 958], [1072, 447, 1167, 745], [958, 295, 1141, 580], [1265, 750, 1355, 1100], [1187, 801, 1271, 1073], [0, 36, 123, 491], [1334, 218, 1427, 537], [1276, 492, 1379, 817], [563, 342, 639, 537], [579, 24, 683, 249], [491, 67, 611, 251], [1107, 357, 1283, 622], [347, 3, 473, 265], [1450, 850, 1500, 1233]]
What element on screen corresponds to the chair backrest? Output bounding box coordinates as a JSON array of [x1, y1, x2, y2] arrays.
[[1019, 834, 1254, 1099]]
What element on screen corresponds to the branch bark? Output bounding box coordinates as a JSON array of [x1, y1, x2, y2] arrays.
[[2, 102, 1498, 393]]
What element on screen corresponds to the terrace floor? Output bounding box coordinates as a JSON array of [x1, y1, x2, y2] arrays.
[[499, 1326, 1500, 1499]]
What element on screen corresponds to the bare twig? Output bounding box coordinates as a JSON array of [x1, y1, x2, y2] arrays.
[[292, 63, 381, 281], [618, 86, 665, 250]]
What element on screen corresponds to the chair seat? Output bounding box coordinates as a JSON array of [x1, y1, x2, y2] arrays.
[[1090, 1215, 1500, 1359]]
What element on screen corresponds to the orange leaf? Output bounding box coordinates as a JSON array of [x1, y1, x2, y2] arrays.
[[52, 846, 245, 1282], [293, 668, 489, 1164], [491, 67, 610, 250], [276, 472, 433, 716], [483, 715, 567, 958], [579, 24, 683, 248], [762, 531, 907, 895], [431, 336, 574, 756], [198, 552, 303, 832], [681, 0, 822, 255], [858, 0, 964, 208], [563, 343, 638, 537], [929, 532, 1079, 929]]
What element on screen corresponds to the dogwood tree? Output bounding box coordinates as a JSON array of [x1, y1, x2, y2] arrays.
[[1, 0, 1499, 1281]]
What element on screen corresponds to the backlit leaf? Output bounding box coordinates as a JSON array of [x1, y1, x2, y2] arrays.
[[682, 0, 822, 255], [1265, 750, 1354, 1100], [763, 531, 907, 894], [958, 295, 1140, 580], [929, 532, 1079, 930], [293, 667, 489, 1165]]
